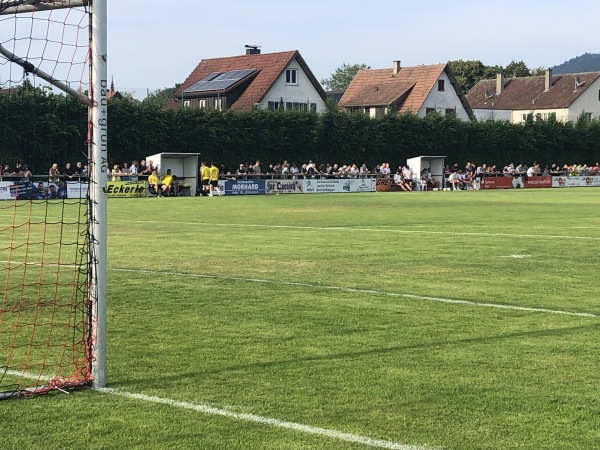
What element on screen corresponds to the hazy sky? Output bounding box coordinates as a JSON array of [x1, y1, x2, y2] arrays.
[[109, 0, 598, 96]]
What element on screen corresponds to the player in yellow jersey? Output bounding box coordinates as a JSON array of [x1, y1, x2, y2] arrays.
[[148, 169, 160, 196], [209, 161, 220, 196], [200, 161, 210, 196]]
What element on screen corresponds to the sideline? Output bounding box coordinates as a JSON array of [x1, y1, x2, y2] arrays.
[[4, 371, 436, 450], [111, 267, 600, 320]]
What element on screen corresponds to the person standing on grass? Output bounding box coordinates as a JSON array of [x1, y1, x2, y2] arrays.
[[200, 161, 211, 196], [209, 161, 220, 196]]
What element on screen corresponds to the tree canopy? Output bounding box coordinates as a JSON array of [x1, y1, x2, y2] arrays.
[[320, 63, 370, 91]]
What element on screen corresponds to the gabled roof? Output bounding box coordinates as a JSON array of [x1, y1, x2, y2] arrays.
[[466, 72, 600, 110], [169, 50, 327, 111], [339, 63, 471, 116]]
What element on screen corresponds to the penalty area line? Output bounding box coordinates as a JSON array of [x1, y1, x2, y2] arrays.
[[4, 370, 436, 450], [111, 268, 600, 320], [98, 387, 438, 450]]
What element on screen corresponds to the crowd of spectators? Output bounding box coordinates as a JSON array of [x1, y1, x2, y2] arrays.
[[2, 159, 599, 192]]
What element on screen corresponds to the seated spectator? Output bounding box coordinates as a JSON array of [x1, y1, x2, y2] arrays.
[[448, 171, 460, 190], [393, 169, 410, 191]]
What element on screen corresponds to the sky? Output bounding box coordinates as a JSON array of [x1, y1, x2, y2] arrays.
[[5, 0, 600, 98]]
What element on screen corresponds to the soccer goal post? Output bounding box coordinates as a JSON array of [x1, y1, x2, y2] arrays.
[[0, 0, 107, 398]]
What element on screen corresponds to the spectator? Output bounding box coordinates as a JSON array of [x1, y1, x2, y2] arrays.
[[73, 161, 84, 179], [393, 169, 410, 191], [138, 159, 151, 180], [110, 164, 122, 181], [290, 163, 299, 179], [359, 164, 369, 178], [448, 171, 460, 190], [253, 160, 262, 176], [129, 160, 139, 181], [49, 163, 60, 182], [236, 163, 247, 179], [63, 162, 75, 180]]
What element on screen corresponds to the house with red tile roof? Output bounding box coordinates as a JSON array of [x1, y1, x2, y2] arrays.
[[466, 70, 600, 123], [168, 47, 327, 113], [338, 61, 474, 120]]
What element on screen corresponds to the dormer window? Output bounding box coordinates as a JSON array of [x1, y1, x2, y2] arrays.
[[286, 69, 298, 85]]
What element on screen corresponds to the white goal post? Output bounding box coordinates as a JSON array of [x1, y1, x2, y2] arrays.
[[0, 0, 107, 393]]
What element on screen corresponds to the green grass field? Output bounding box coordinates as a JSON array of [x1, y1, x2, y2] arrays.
[[1, 189, 600, 449]]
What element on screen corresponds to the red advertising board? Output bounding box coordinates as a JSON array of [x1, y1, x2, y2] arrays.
[[480, 177, 513, 189], [376, 178, 394, 192], [523, 176, 552, 188]]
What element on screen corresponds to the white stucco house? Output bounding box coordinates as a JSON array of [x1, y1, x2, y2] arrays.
[[466, 70, 600, 123], [168, 47, 327, 113], [338, 61, 474, 120]]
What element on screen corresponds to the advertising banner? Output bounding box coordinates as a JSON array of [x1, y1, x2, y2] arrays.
[[302, 178, 376, 194], [15, 181, 68, 199], [480, 177, 513, 189], [552, 176, 599, 188], [265, 179, 303, 194], [523, 176, 552, 189], [0, 181, 16, 200], [223, 179, 265, 195], [105, 181, 146, 197], [376, 178, 394, 192], [66, 181, 89, 199]]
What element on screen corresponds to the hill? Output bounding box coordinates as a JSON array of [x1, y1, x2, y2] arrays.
[[551, 52, 600, 74]]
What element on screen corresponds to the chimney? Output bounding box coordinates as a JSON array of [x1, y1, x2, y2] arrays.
[[496, 73, 504, 95], [245, 45, 261, 55], [392, 60, 401, 75], [544, 69, 552, 92]]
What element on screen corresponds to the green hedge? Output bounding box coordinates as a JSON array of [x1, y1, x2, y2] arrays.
[[2, 94, 600, 174]]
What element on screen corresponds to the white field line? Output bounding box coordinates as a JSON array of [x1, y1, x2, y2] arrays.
[[111, 268, 600, 320], [2, 213, 599, 241], [128, 220, 600, 242], [4, 370, 438, 450]]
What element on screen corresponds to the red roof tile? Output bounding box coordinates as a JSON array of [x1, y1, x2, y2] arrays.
[[168, 51, 326, 111], [339, 64, 447, 113], [466, 72, 600, 110]]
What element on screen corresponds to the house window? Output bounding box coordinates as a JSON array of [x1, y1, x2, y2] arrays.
[[214, 97, 223, 111], [198, 99, 206, 109], [183, 100, 190, 108], [286, 69, 298, 85], [445, 108, 456, 117], [437, 80, 445, 91], [425, 107, 436, 115], [521, 113, 533, 122], [535, 113, 542, 121], [584, 112, 593, 123], [542, 112, 556, 120], [268, 101, 283, 110]]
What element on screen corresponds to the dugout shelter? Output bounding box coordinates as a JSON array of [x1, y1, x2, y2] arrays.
[[406, 155, 446, 189], [145, 152, 201, 196]]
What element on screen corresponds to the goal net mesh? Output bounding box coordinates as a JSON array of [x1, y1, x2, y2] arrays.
[[0, 0, 94, 399]]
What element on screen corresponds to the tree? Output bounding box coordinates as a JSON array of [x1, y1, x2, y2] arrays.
[[447, 60, 486, 93], [320, 63, 370, 91], [503, 60, 531, 78], [145, 83, 181, 107]]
